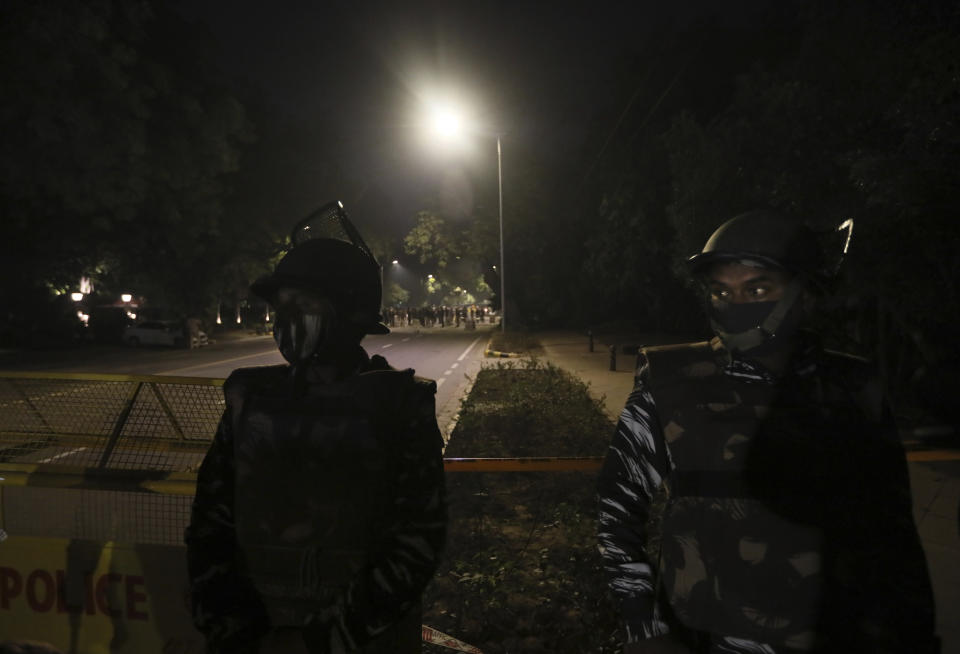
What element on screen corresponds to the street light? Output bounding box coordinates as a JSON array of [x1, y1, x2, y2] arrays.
[[380, 259, 401, 311], [427, 102, 507, 331], [495, 134, 505, 332]]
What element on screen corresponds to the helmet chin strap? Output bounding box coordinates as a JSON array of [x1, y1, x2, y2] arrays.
[[711, 278, 806, 354]]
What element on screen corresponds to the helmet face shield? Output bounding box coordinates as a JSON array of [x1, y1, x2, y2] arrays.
[[273, 303, 333, 364]]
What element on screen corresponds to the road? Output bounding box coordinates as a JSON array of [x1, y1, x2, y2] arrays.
[[0, 324, 491, 438], [151, 327, 487, 421]]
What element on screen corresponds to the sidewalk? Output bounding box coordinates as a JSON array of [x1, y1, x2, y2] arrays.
[[533, 329, 960, 653]]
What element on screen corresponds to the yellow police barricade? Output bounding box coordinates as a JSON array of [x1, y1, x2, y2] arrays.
[[0, 535, 202, 653], [0, 372, 219, 651]]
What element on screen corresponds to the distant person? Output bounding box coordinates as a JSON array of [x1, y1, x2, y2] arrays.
[[597, 210, 939, 653], [185, 202, 447, 653]]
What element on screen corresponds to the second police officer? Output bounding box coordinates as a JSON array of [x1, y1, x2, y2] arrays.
[[598, 210, 938, 653]]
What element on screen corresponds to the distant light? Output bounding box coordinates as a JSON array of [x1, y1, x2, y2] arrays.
[[431, 105, 463, 139], [392, 259, 399, 265], [126, 311, 137, 320], [427, 274, 434, 279], [70, 292, 84, 302], [265, 308, 270, 322], [77, 311, 89, 325], [121, 293, 132, 303]]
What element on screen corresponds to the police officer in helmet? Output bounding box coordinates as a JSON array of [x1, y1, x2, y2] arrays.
[[598, 210, 938, 653], [186, 202, 447, 653]]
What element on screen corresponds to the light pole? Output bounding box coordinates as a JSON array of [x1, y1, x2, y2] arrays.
[[380, 259, 399, 312], [427, 102, 506, 331], [496, 135, 505, 332]]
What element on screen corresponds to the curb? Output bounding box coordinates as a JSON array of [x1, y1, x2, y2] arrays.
[[483, 339, 523, 358], [483, 348, 522, 358]]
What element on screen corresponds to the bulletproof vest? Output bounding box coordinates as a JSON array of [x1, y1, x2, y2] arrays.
[[643, 338, 882, 651], [227, 364, 425, 628]]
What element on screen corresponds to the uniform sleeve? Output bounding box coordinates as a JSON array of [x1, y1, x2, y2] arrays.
[[596, 370, 674, 643], [302, 384, 447, 650], [184, 403, 269, 653]]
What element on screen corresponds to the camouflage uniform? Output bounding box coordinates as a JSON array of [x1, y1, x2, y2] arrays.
[[185, 348, 446, 653], [598, 336, 938, 653]]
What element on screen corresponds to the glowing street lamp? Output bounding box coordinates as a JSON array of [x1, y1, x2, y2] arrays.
[[429, 104, 464, 143], [380, 259, 402, 311], [427, 102, 506, 331], [120, 293, 132, 303]]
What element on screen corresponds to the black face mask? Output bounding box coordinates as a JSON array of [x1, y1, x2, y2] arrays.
[[710, 301, 778, 334], [707, 280, 806, 356]]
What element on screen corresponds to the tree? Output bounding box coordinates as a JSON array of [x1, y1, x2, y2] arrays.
[[0, 0, 263, 334], [402, 207, 497, 306]]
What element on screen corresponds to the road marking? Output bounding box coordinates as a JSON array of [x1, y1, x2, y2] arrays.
[[158, 350, 280, 375], [39, 447, 87, 463], [444, 370, 453, 376], [402, 337, 411, 342], [451, 362, 459, 369], [381, 343, 393, 349], [457, 337, 482, 361], [436, 378, 446, 387]]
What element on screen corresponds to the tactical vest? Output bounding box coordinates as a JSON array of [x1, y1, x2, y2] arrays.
[[227, 364, 432, 633], [643, 338, 883, 652]]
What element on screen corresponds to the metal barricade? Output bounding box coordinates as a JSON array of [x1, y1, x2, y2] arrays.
[[0, 372, 223, 547]]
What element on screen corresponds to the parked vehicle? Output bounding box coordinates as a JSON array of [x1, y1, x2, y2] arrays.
[[123, 321, 207, 348]]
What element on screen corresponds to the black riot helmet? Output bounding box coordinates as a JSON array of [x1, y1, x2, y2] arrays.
[[251, 201, 389, 335], [688, 210, 824, 280], [688, 209, 854, 287], [687, 210, 854, 356]]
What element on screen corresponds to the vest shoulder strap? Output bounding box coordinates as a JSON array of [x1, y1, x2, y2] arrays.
[[223, 365, 289, 436], [224, 364, 288, 399], [641, 339, 721, 390], [351, 367, 437, 420]]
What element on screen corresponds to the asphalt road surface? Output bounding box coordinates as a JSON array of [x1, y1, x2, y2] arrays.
[[0, 325, 489, 427]]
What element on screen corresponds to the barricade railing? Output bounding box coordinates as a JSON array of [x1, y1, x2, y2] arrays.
[[0, 371, 222, 471]]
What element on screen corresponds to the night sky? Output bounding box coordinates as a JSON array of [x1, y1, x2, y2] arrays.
[[172, 1, 785, 241]]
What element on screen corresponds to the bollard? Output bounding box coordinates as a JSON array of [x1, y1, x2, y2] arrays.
[[588, 330, 594, 352], [609, 344, 616, 371]]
